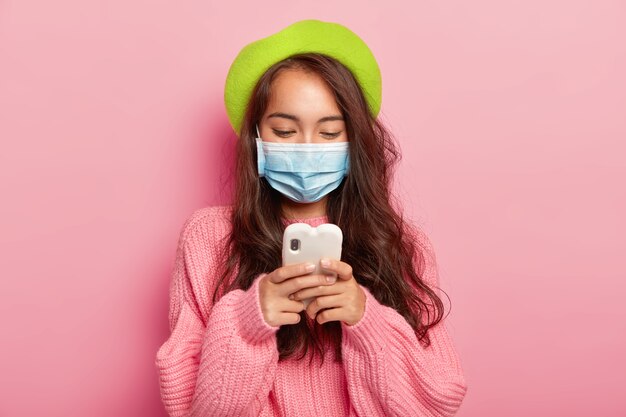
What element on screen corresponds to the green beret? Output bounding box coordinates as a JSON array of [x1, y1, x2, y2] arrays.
[[224, 19, 382, 136]]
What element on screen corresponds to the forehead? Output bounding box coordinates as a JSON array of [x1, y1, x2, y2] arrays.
[[265, 69, 342, 121]]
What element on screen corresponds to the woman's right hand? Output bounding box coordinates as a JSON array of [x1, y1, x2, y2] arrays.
[[258, 262, 337, 327]]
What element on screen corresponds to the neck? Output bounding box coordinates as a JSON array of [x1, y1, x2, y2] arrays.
[[281, 196, 328, 219]]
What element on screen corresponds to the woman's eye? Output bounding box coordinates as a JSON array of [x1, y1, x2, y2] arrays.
[[321, 131, 342, 138], [273, 129, 295, 137]]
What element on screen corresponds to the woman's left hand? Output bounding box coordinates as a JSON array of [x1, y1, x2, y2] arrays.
[[289, 258, 365, 326]]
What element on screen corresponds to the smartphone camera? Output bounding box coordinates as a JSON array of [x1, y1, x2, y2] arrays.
[[290, 238, 300, 251]]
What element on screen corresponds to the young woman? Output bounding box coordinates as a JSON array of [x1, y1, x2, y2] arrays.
[[156, 20, 467, 417]]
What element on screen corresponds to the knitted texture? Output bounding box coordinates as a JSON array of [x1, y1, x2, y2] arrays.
[[155, 205, 467, 416]]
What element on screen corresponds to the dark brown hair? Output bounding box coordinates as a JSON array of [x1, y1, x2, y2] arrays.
[[213, 52, 447, 365]]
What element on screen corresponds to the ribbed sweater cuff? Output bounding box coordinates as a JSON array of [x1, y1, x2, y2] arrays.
[[236, 273, 280, 345], [340, 284, 389, 352]]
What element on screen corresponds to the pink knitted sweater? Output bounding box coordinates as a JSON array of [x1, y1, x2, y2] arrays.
[[155, 205, 467, 416]]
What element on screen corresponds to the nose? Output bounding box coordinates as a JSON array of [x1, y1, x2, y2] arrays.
[[298, 129, 318, 144]]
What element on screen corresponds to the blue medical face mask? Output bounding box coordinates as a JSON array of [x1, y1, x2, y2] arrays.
[[255, 124, 350, 203]]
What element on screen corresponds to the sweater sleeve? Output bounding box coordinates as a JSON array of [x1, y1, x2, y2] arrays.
[[155, 217, 281, 416], [340, 233, 468, 417]]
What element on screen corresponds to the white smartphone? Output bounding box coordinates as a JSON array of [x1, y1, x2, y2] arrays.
[[282, 223, 343, 308]]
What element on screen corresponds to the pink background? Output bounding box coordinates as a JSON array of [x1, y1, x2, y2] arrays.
[[1, 1, 625, 416]]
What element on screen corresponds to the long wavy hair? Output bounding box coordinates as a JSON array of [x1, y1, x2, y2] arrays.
[[213, 52, 448, 365]]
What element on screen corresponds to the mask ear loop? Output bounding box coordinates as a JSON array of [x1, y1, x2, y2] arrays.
[[255, 123, 265, 177]]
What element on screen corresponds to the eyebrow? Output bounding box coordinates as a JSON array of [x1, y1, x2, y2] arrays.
[[267, 112, 344, 123]]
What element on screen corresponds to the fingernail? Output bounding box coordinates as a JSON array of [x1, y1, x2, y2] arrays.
[[320, 258, 330, 267], [305, 263, 315, 272], [326, 275, 336, 283]]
